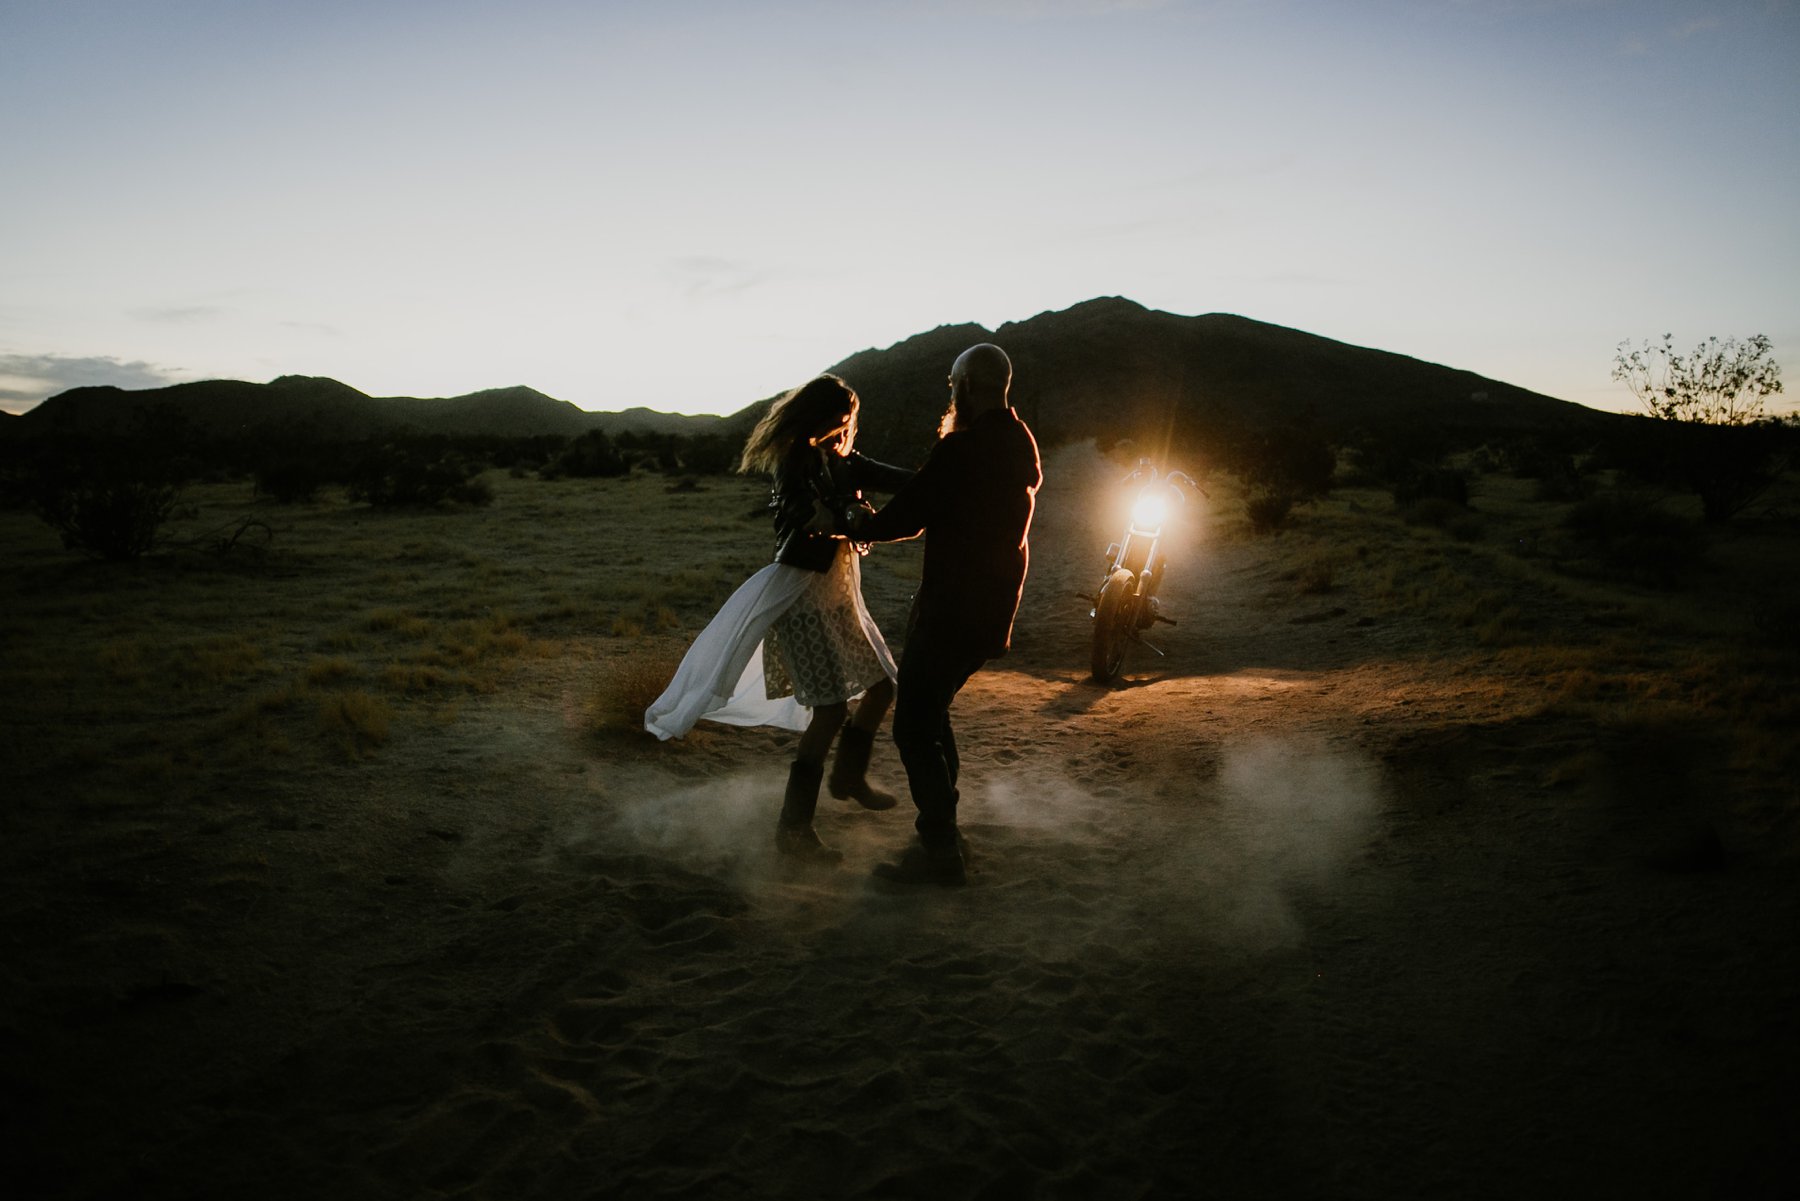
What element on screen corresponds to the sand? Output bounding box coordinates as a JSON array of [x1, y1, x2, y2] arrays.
[[3, 444, 1797, 1199]]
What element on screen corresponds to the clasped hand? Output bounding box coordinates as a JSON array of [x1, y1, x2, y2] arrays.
[[804, 498, 875, 537]]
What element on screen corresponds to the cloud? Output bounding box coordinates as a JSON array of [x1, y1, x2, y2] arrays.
[[670, 256, 772, 301], [1670, 15, 1722, 39], [0, 353, 184, 413], [280, 319, 342, 338], [129, 304, 226, 324]]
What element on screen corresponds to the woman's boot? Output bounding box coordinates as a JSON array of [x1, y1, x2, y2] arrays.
[[827, 726, 898, 810], [775, 760, 841, 864]]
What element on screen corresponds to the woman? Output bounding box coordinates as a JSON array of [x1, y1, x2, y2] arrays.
[[644, 375, 913, 862]]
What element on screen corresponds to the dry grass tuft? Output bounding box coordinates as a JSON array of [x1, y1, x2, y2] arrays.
[[317, 689, 392, 755], [589, 650, 682, 733], [305, 656, 357, 686], [381, 663, 476, 695], [366, 608, 433, 639], [181, 636, 266, 686], [1295, 554, 1336, 595]]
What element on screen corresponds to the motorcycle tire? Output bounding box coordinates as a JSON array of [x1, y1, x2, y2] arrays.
[[1090, 568, 1136, 683]]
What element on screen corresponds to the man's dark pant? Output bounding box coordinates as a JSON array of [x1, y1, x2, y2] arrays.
[[891, 625, 986, 849]]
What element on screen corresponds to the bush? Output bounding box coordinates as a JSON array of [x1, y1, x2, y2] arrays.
[[254, 455, 339, 503], [1401, 498, 1483, 541], [1561, 494, 1705, 587], [1532, 460, 1591, 503], [1229, 420, 1336, 500], [675, 433, 742, 476], [1605, 416, 1794, 523], [1392, 466, 1469, 508], [1245, 488, 1294, 534], [348, 445, 494, 508], [545, 430, 629, 479], [34, 474, 182, 560]]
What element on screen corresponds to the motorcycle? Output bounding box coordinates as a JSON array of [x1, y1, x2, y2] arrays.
[[1088, 460, 1203, 683]]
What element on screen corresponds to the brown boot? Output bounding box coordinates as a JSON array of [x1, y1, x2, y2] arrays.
[[827, 726, 898, 810], [776, 760, 841, 865]]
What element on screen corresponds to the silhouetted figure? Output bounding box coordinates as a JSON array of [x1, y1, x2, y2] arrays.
[[835, 344, 1041, 885], [645, 375, 912, 863]]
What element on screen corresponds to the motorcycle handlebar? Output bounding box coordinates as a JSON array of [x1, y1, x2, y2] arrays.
[[1121, 462, 1208, 501]]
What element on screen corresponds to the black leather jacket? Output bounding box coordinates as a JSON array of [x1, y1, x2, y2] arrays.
[[771, 447, 914, 571]]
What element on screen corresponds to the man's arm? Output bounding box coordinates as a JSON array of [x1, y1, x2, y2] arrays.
[[852, 437, 959, 544], [846, 452, 915, 495]]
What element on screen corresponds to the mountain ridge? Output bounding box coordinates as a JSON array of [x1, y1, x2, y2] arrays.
[[9, 299, 1614, 459]]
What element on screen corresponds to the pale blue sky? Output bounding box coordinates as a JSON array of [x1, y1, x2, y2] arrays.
[[2, 0, 1795, 416]]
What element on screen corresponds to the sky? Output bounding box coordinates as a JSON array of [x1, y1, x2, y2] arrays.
[[2, 0, 1796, 418]]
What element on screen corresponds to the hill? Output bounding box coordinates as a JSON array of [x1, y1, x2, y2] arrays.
[[9, 376, 729, 441], [7, 298, 1614, 457], [825, 298, 1610, 463]]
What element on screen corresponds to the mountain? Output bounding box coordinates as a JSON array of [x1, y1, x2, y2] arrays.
[[824, 297, 1608, 463], [7, 299, 1612, 455], [9, 376, 729, 441]]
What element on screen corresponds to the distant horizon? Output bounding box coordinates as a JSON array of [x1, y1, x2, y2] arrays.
[[1, 299, 1660, 421]]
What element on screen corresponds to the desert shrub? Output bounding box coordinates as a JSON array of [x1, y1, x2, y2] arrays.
[[675, 433, 743, 476], [1401, 498, 1483, 540], [546, 430, 629, 479], [24, 417, 198, 559], [1245, 488, 1294, 534], [1561, 494, 1705, 586], [1327, 446, 1384, 489], [1532, 459, 1591, 503], [1604, 416, 1794, 523], [1345, 420, 1461, 490], [253, 454, 338, 503], [1226, 420, 1336, 501], [348, 445, 493, 508], [1295, 555, 1335, 595], [32, 467, 182, 560], [1392, 466, 1469, 508]]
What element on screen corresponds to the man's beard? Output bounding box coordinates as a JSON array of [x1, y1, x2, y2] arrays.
[[936, 401, 962, 440]]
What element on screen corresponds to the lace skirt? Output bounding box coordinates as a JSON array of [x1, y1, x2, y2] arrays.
[[644, 546, 896, 741]]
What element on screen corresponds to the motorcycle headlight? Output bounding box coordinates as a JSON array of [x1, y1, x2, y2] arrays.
[[1130, 492, 1168, 529]]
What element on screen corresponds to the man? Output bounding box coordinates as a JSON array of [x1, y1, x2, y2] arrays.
[[835, 343, 1041, 885]]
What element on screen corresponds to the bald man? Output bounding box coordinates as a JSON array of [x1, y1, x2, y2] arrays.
[[838, 343, 1041, 885]]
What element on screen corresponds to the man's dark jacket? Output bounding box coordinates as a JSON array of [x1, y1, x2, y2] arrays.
[[856, 406, 1041, 658]]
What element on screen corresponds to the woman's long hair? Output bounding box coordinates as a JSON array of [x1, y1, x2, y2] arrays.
[[737, 374, 859, 475]]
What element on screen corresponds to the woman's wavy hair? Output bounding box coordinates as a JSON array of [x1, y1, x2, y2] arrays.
[[737, 374, 860, 475]]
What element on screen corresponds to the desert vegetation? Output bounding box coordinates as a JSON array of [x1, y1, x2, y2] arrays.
[[3, 398, 1797, 1197]]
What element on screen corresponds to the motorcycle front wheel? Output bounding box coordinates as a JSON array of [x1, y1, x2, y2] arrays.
[[1090, 568, 1137, 682]]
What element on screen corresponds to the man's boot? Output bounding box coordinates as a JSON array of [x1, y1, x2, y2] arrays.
[[775, 760, 841, 864], [827, 726, 898, 810], [871, 834, 966, 887]]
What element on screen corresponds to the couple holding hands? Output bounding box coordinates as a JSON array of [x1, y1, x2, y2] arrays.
[[646, 343, 1040, 886]]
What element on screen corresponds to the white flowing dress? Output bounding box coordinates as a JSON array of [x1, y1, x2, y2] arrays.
[[644, 544, 897, 741]]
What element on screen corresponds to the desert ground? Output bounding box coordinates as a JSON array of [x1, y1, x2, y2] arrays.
[[2, 442, 1797, 1199]]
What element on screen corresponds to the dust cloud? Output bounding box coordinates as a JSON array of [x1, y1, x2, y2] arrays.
[[1195, 734, 1385, 945], [565, 733, 1383, 955]]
